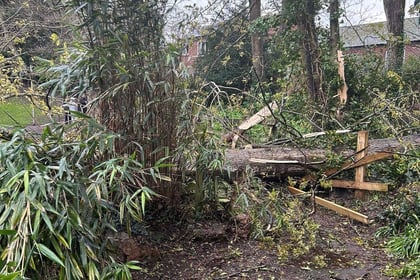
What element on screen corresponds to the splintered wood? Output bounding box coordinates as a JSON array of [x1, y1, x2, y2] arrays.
[[237, 102, 278, 131], [337, 50, 348, 104]]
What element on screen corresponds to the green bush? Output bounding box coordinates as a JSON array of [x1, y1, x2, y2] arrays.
[[402, 56, 420, 92], [231, 172, 319, 261], [0, 118, 165, 279], [384, 222, 420, 279], [376, 184, 420, 279], [386, 223, 420, 259], [377, 185, 420, 235]]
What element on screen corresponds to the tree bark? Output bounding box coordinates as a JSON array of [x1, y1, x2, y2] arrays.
[[329, 0, 340, 59], [249, 0, 264, 80], [383, 0, 406, 73], [301, 0, 325, 106], [224, 134, 420, 177]]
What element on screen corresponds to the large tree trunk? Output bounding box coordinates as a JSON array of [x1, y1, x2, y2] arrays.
[[249, 0, 264, 80], [329, 0, 340, 59], [383, 0, 406, 73], [282, 0, 326, 108], [224, 134, 420, 177]]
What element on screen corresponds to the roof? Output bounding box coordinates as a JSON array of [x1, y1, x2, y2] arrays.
[[341, 17, 420, 48]]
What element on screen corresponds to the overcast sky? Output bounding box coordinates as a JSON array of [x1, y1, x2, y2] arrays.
[[340, 0, 416, 25]]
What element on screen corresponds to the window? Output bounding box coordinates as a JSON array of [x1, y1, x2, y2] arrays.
[[198, 40, 207, 56], [181, 44, 189, 56]]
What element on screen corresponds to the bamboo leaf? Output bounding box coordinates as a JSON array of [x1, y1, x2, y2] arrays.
[[23, 170, 29, 195], [0, 229, 16, 236], [125, 260, 142, 270], [70, 255, 84, 278], [56, 234, 70, 250], [41, 212, 54, 233], [109, 167, 116, 187], [0, 272, 21, 280], [141, 192, 146, 215], [79, 240, 87, 267], [37, 243, 65, 267], [58, 157, 67, 179], [33, 210, 41, 237], [88, 261, 100, 280]]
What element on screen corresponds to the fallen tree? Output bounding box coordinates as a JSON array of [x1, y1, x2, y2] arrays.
[[224, 134, 420, 178]]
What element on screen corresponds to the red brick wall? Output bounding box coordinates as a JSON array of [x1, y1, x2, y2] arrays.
[[344, 42, 420, 60], [181, 40, 200, 68]]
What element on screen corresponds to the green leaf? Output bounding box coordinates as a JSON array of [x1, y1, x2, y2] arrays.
[[88, 261, 100, 280], [0, 272, 21, 280], [68, 207, 83, 228], [33, 210, 41, 237], [58, 157, 67, 179], [5, 171, 24, 190], [0, 229, 17, 236], [41, 211, 55, 233], [109, 167, 116, 187], [141, 192, 146, 215], [56, 233, 70, 249], [70, 255, 84, 278], [125, 260, 142, 270], [23, 170, 29, 195], [36, 243, 65, 267]]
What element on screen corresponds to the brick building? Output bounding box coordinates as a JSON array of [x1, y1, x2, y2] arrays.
[[180, 32, 207, 72], [181, 17, 420, 71], [340, 17, 420, 59]]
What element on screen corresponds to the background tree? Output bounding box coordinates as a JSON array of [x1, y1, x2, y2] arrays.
[[195, 10, 252, 93], [281, 0, 326, 109], [329, 0, 340, 59], [0, 0, 69, 97], [54, 1, 182, 166], [249, 0, 264, 80], [383, 0, 406, 72]]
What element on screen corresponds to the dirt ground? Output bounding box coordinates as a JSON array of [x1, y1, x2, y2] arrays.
[[112, 188, 410, 280]]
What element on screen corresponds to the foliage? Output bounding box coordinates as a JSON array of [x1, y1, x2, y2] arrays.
[[380, 149, 420, 185], [232, 171, 319, 261], [35, 35, 88, 99], [377, 185, 420, 236], [0, 117, 167, 279], [376, 184, 420, 279], [386, 223, 420, 259], [0, 0, 67, 122], [194, 10, 252, 91], [402, 55, 420, 92], [385, 257, 420, 279], [383, 222, 420, 279], [32, 0, 190, 207], [342, 52, 419, 138], [263, 10, 341, 131], [270, 92, 314, 139], [175, 89, 228, 214], [0, 54, 25, 97], [0, 0, 69, 66]]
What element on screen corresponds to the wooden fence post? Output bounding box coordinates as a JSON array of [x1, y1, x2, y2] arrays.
[[355, 131, 369, 200]]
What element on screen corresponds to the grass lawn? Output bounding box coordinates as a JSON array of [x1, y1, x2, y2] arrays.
[[0, 98, 49, 127]]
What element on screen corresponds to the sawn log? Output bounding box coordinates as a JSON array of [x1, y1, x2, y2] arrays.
[[224, 134, 420, 178]]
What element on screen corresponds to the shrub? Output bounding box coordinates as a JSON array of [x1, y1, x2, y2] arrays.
[[0, 118, 166, 279], [384, 222, 420, 279], [376, 184, 420, 279]]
